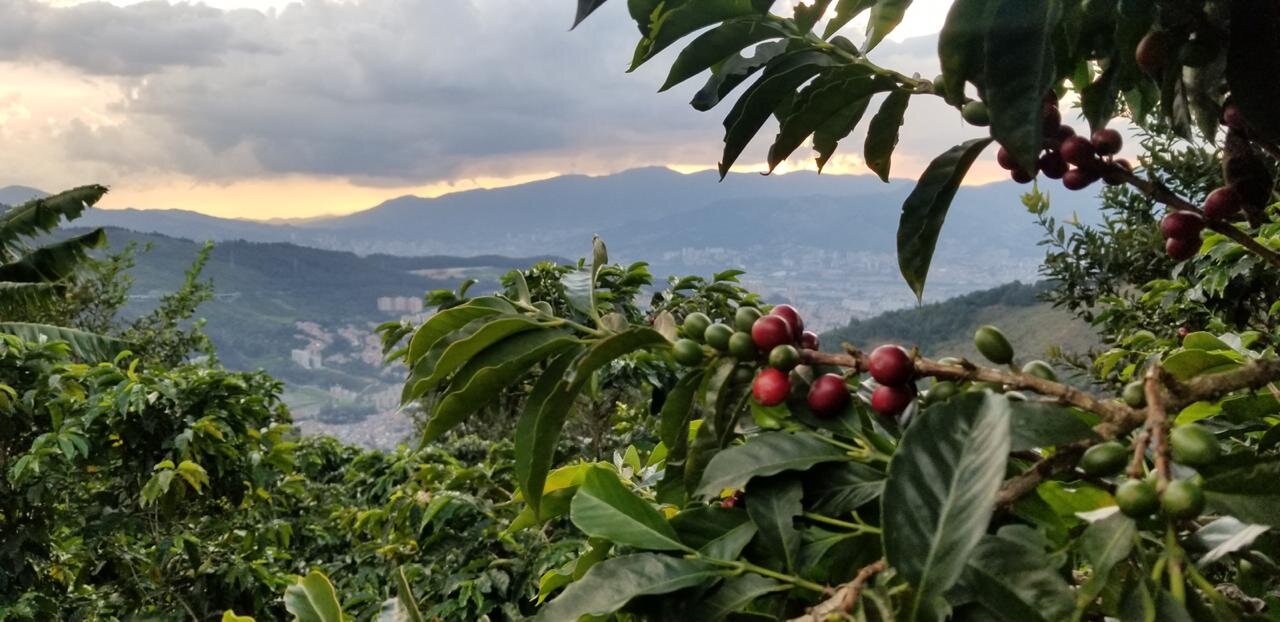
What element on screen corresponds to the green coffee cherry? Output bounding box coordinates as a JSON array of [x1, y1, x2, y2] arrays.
[[1169, 424, 1221, 467], [1079, 441, 1128, 477], [961, 100, 990, 126], [728, 332, 757, 359], [1122, 381, 1146, 408], [734, 307, 762, 333], [704, 323, 734, 351], [682, 312, 712, 342], [1161, 479, 1206, 519], [673, 339, 704, 366], [768, 345, 801, 371], [1021, 360, 1057, 382], [1116, 479, 1159, 517], [974, 325, 1015, 365]]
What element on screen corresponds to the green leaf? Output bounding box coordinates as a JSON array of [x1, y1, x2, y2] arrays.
[[658, 370, 705, 505], [422, 329, 576, 441], [1191, 517, 1270, 568], [823, 0, 876, 38], [864, 0, 911, 52], [536, 554, 724, 621], [864, 90, 911, 181], [955, 535, 1075, 622], [1227, 0, 1280, 144], [404, 315, 546, 403], [804, 461, 886, 515], [0, 228, 106, 284], [896, 138, 993, 300], [0, 185, 107, 254], [1074, 510, 1135, 607], [937, 0, 991, 105], [1007, 401, 1099, 451], [671, 506, 758, 560], [570, 465, 691, 551], [394, 567, 424, 622], [745, 476, 803, 572], [662, 17, 786, 91], [982, 0, 1060, 174], [0, 322, 132, 362], [814, 95, 874, 171], [692, 40, 789, 112], [695, 574, 788, 620], [1203, 459, 1280, 527], [284, 571, 347, 622], [631, 0, 777, 70], [1161, 349, 1242, 381], [719, 50, 839, 178], [1080, 60, 1121, 133], [684, 359, 748, 495], [405, 298, 511, 365], [769, 67, 885, 171], [516, 328, 667, 515], [882, 391, 1012, 620], [695, 431, 848, 498]]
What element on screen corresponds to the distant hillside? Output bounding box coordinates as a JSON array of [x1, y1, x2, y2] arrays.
[[820, 281, 1101, 363], [61, 167, 1101, 262]]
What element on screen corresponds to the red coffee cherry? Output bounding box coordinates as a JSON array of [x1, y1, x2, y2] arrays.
[[1091, 128, 1123, 156], [1062, 167, 1097, 191], [1160, 211, 1205, 240], [1203, 186, 1243, 221], [1060, 136, 1097, 167], [752, 368, 790, 406], [751, 315, 793, 352], [1165, 236, 1199, 261], [868, 345, 914, 386], [807, 374, 851, 418], [769, 304, 804, 340], [871, 384, 915, 417], [1039, 151, 1068, 179]]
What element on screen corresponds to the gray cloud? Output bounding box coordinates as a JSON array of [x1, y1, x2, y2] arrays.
[[5, 0, 960, 186]]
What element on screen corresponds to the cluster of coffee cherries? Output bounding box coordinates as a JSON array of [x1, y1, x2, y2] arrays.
[[983, 93, 1132, 192], [670, 304, 849, 418], [1077, 418, 1221, 520]]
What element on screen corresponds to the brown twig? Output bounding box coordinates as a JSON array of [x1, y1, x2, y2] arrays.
[[803, 346, 1280, 507], [789, 559, 887, 621], [1144, 367, 1172, 491], [1116, 169, 1280, 269]]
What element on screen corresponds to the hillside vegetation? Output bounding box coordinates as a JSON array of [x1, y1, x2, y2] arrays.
[[821, 281, 1101, 363]]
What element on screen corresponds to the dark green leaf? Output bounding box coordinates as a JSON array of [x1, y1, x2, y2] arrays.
[[1190, 517, 1269, 568], [897, 138, 993, 300], [745, 476, 803, 573], [671, 506, 754, 556], [0, 185, 107, 255], [0, 228, 106, 284], [405, 297, 512, 364], [937, 0, 990, 105], [864, 0, 911, 52], [570, 466, 690, 551], [1007, 401, 1099, 451], [684, 359, 747, 494], [536, 554, 724, 621], [423, 329, 576, 440], [882, 392, 1012, 620], [769, 67, 884, 171], [1080, 60, 1121, 133], [956, 535, 1074, 622], [864, 90, 911, 181], [1203, 459, 1280, 527], [692, 40, 789, 112], [631, 0, 777, 70], [662, 17, 787, 91], [823, 0, 876, 38], [404, 315, 546, 403], [572, 0, 608, 28], [719, 50, 839, 178], [1074, 509, 1135, 607], [982, 0, 1061, 173], [695, 574, 788, 620], [814, 96, 874, 171], [516, 328, 667, 514], [695, 431, 848, 498], [804, 460, 885, 515]]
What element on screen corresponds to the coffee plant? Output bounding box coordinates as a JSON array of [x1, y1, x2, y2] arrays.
[[373, 1, 1280, 619]]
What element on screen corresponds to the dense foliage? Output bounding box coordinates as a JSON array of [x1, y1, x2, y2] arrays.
[[8, 0, 1280, 620]]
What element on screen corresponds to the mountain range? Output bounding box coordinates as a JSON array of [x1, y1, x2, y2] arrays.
[[14, 167, 1099, 264]]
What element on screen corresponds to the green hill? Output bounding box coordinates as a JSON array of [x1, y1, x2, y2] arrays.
[[820, 281, 1101, 365]]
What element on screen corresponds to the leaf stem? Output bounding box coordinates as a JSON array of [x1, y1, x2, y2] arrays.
[[512, 300, 607, 338], [700, 556, 830, 594], [801, 512, 881, 534]]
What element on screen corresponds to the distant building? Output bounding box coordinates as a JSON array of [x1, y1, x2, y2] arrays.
[[377, 296, 423, 313], [290, 349, 323, 369]]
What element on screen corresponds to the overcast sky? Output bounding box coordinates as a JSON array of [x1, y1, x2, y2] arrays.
[[0, 0, 997, 218]]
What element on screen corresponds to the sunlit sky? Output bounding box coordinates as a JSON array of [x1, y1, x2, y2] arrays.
[[2, 0, 1003, 219]]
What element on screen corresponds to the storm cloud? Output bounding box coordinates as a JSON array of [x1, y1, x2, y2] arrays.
[[2, 0, 963, 189]]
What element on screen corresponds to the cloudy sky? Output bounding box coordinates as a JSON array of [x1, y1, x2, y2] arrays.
[[1, 0, 992, 218]]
